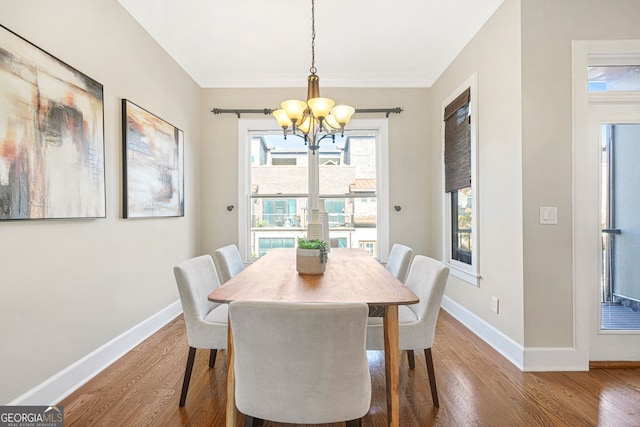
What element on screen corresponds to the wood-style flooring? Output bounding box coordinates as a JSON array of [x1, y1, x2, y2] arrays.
[[60, 310, 640, 426]]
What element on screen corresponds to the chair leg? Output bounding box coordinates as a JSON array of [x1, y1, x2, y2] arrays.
[[209, 349, 218, 368], [424, 348, 439, 407], [243, 415, 263, 427], [180, 346, 197, 407], [346, 419, 362, 427], [407, 350, 416, 369]]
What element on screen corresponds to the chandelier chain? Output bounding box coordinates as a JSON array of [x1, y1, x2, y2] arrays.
[[310, 0, 317, 75]]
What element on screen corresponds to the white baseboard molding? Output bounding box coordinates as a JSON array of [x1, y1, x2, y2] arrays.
[[441, 295, 524, 369], [8, 300, 183, 406], [522, 346, 588, 371], [441, 296, 589, 371]]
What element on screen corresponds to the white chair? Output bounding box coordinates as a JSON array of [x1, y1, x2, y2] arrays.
[[385, 243, 414, 283], [214, 244, 245, 284], [366, 255, 449, 407], [229, 301, 371, 427], [369, 243, 414, 317], [173, 255, 228, 406]]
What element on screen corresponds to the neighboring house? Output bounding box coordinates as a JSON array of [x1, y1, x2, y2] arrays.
[[250, 135, 378, 256]]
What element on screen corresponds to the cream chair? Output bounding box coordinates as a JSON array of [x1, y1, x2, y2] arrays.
[[173, 255, 227, 406], [385, 243, 414, 283], [369, 243, 414, 317], [229, 301, 371, 426], [366, 255, 449, 407], [213, 244, 245, 284]]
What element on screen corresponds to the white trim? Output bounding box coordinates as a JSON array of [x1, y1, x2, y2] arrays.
[[572, 39, 640, 366], [442, 296, 587, 371], [522, 347, 586, 372], [446, 261, 480, 285], [441, 295, 523, 369], [8, 301, 182, 405], [441, 72, 479, 285]]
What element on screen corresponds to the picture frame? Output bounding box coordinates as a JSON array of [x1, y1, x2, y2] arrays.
[[0, 25, 106, 220], [122, 99, 184, 218]]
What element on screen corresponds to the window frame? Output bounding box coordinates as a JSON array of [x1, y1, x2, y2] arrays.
[[442, 73, 479, 285], [238, 118, 390, 263]]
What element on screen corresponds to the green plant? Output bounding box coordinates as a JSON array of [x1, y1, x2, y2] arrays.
[[297, 237, 328, 264]]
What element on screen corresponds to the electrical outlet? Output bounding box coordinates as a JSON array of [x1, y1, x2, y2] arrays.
[[491, 296, 499, 314]]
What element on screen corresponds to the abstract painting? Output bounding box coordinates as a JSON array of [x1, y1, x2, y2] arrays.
[[122, 99, 184, 218], [0, 25, 105, 220]]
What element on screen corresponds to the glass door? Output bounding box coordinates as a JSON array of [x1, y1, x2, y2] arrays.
[[590, 104, 640, 361], [601, 124, 640, 330]]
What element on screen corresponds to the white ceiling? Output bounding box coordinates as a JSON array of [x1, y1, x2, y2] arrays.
[[118, 0, 504, 89]]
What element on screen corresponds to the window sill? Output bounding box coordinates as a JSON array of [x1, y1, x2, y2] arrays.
[[445, 262, 479, 287]]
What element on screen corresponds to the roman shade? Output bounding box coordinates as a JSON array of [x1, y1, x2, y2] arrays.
[[444, 88, 471, 193]]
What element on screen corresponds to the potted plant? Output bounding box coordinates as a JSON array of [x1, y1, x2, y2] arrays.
[[296, 237, 328, 275]]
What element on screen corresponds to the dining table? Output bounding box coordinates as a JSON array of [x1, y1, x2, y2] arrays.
[[208, 247, 419, 427]]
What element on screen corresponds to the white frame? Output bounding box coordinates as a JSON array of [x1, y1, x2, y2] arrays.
[[441, 72, 479, 285], [237, 118, 390, 263], [572, 39, 640, 365]]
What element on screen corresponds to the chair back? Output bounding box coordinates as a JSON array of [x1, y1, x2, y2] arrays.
[[404, 255, 450, 347], [214, 244, 245, 284], [173, 255, 224, 348], [229, 301, 371, 424], [385, 243, 414, 283]]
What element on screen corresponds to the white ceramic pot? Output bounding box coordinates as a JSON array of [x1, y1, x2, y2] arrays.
[[296, 248, 326, 275]]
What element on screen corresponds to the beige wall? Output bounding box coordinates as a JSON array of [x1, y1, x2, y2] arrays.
[[0, 0, 201, 403], [200, 87, 431, 259], [4, 0, 639, 405], [429, 0, 525, 344], [521, 0, 640, 347]]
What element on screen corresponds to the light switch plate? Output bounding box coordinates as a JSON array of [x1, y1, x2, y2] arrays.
[[540, 206, 558, 225]]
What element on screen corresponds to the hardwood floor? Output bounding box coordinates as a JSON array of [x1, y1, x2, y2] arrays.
[[60, 310, 640, 426]]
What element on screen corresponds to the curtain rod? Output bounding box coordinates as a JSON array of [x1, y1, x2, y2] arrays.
[[211, 107, 403, 118]]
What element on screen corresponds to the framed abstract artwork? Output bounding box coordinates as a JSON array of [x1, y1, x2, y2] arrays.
[[0, 25, 105, 220], [122, 99, 184, 218]]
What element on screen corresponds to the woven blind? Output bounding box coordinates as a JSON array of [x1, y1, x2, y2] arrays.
[[444, 88, 471, 193]]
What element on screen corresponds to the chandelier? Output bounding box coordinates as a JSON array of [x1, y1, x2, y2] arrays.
[[272, 0, 355, 154]]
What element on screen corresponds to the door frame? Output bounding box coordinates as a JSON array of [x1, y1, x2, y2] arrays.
[[572, 40, 640, 363]]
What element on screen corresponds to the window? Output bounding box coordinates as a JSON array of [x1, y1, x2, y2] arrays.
[[238, 119, 390, 262], [359, 240, 376, 256], [451, 187, 472, 264], [258, 237, 295, 257], [588, 66, 640, 92], [442, 74, 478, 285]]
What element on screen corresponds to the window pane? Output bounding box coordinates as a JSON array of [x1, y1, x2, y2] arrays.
[[588, 66, 640, 92], [452, 187, 472, 264], [249, 131, 379, 259]]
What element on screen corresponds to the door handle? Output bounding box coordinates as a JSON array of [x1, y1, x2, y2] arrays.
[[602, 229, 621, 234]]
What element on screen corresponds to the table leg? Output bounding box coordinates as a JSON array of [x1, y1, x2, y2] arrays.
[[383, 305, 400, 427], [225, 323, 238, 427]]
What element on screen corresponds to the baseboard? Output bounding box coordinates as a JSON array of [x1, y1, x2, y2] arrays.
[[8, 300, 182, 406], [441, 296, 589, 372], [441, 296, 524, 369], [522, 346, 588, 371]]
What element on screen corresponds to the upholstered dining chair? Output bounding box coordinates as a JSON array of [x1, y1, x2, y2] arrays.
[[213, 244, 245, 284], [369, 243, 414, 317], [366, 255, 449, 407], [173, 255, 228, 406], [385, 243, 414, 284], [229, 301, 371, 427]]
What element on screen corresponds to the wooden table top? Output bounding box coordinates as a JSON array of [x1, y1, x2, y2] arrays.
[[209, 248, 419, 306]]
